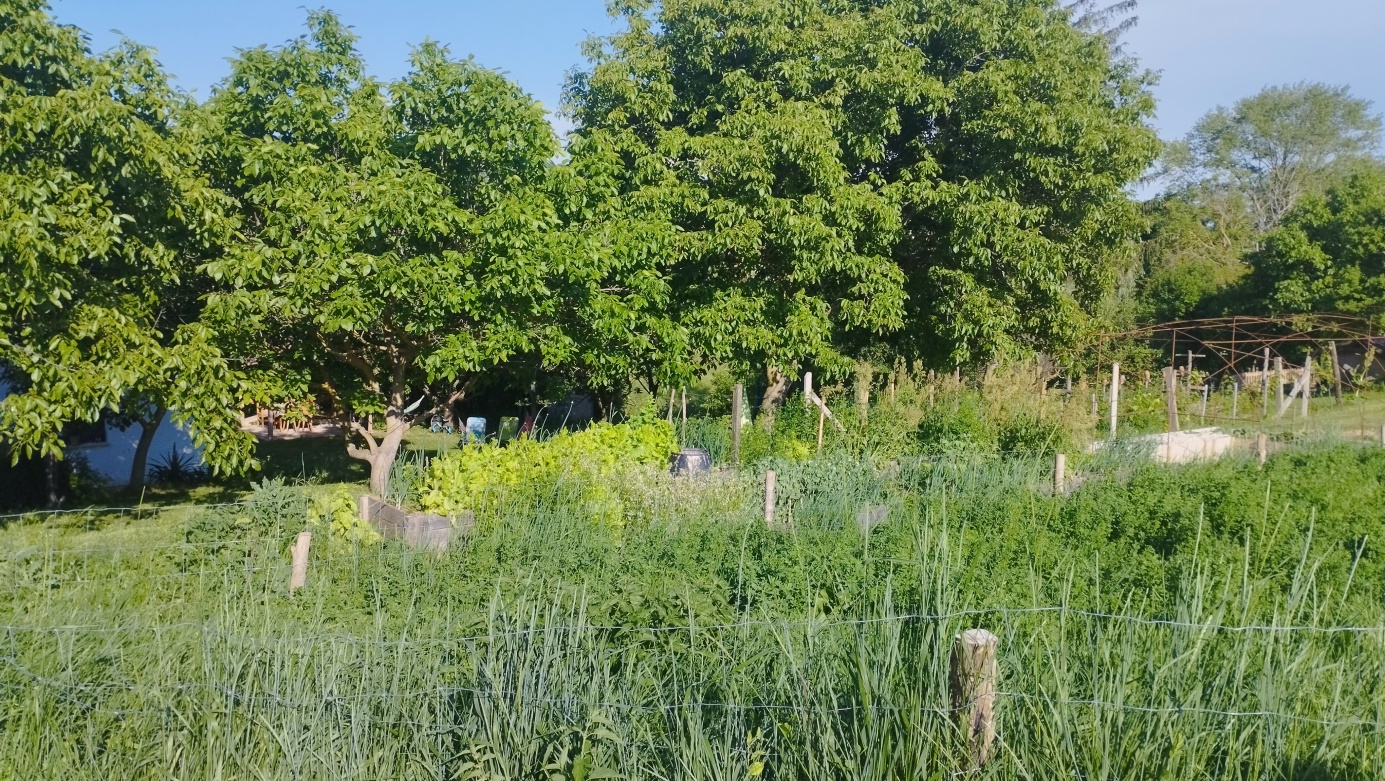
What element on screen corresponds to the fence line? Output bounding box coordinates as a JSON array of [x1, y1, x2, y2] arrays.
[[2, 656, 1377, 731], [3, 606, 1383, 643]]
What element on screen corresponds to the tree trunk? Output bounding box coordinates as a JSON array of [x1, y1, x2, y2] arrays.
[[760, 365, 792, 421], [128, 407, 166, 491], [346, 372, 414, 498], [45, 453, 61, 509]]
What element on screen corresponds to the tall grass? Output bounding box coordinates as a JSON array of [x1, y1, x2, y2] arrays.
[[1, 444, 1383, 779]]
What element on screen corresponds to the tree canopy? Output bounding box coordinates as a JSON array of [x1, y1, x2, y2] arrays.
[[0, 0, 253, 473], [566, 0, 1158, 392], [1247, 164, 1385, 320], [1167, 83, 1382, 234], [200, 11, 645, 492]]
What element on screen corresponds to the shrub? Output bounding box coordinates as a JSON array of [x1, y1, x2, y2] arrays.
[[308, 487, 380, 545], [419, 421, 678, 526]]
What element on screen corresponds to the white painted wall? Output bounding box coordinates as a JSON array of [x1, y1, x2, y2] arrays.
[[0, 381, 203, 486], [74, 414, 203, 487]]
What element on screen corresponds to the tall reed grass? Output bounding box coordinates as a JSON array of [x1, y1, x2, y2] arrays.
[[1, 444, 1382, 779]]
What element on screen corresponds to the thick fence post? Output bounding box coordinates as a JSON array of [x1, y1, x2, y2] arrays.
[[1257, 433, 1268, 468], [731, 383, 744, 466], [950, 629, 999, 769], [1274, 357, 1284, 413], [1163, 367, 1180, 432], [764, 470, 776, 526], [1054, 453, 1066, 496], [1108, 362, 1120, 439], [1262, 349, 1271, 419], [1330, 341, 1344, 406], [1301, 352, 1312, 418], [289, 531, 312, 591]]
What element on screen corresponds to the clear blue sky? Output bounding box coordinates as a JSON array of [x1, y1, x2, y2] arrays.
[[50, 0, 1385, 144]]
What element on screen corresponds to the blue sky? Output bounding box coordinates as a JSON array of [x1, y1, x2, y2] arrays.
[[50, 0, 1385, 145]]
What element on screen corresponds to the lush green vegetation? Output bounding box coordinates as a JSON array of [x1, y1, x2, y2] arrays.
[[2, 440, 1382, 779]]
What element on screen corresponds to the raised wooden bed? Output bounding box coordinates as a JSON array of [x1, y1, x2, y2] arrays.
[[358, 495, 474, 550]]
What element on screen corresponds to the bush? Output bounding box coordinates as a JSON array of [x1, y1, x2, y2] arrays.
[[419, 421, 678, 526]]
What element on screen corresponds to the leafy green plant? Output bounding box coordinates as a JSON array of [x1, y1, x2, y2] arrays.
[[419, 421, 677, 525], [306, 487, 380, 545], [148, 449, 208, 486]]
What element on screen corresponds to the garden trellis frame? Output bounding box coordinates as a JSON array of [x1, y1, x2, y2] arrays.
[[1092, 314, 1380, 388]]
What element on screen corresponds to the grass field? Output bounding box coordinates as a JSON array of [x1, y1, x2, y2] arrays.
[[2, 437, 1382, 780]]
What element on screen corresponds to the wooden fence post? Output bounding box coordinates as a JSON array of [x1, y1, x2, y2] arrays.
[[680, 387, 687, 443], [950, 629, 999, 769], [1300, 352, 1312, 418], [1232, 381, 1239, 420], [1257, 433, 1268, 468], [1380, 423, 1385, 447], [1274, 357, 1284, 413], [1262, 349, 1271, 420], [1108, 362, 1120, 439], [289, 531, 312, 591], [1054, 453, 1066, 496], [1200, 384, 1210, 425], [731, 383, 744, 466], [816, 402, 826, 454], [764, 470, 776, 527], [1163, 367, 1180, 432], [1330, 341, 1344, 406]]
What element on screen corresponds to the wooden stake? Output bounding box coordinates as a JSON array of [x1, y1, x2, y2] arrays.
[[1232, 381, 1239, 420], [731, 383, 744, 465], [1054, 453, 1066, 496], [680, 387, 687, 443], [1274, 357, 1284, 412], [1163, 367, 1180, 432], [1108, 362, 1120, 439], [667, 387, 675, 424], [1262, 349, 1271, 420], [816, 402, 825, 454], [1300, 352, 1311, 418], [803, 371, 814, 405], [1257, 433, 1268, 468], [764, 470, 777, 526], [1380, 423, 1384, 448], [1330, 341, 1344, 406], [950, 629, 999, 769], [289, 531, 312, 591], [1200, 384, 1210, 425]]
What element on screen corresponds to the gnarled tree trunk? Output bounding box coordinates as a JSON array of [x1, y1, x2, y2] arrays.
[[128, 407, 166, 491], [760, 365, 792, 424], [346, 369, 414, 497]]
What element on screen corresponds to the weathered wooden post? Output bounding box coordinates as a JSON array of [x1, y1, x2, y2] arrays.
[[816, 402, 826, 454], [1300, 352, 1312, 418], [1274, 357, 1284, 413], [1257, 433, 1268, 468], [1380, 423, 1385, 448], [1108, 362, 1120, 439], [1163, 367, 1180, 432], [680, 387, 688, 443], [764, 469, 776, 526], [1262, 349, 1271, 420], [1054, 453, 1066, 496], [289, 531, 312, 591], [731, 383, 744, 465], [1330, 341, 1344, 406], [667, 387, 676, 424], [950, 629, 999, 769], [1200, 384, 1210, 425], [1232, 381, 1239, 420]]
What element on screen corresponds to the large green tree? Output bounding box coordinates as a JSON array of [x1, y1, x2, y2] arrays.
[[1246, 165, 1385, 319], [0, 0, 253, 478], [566, 0, 1157, 406], [1167, 83, 1382, 234], [202, 12, 626, 493]]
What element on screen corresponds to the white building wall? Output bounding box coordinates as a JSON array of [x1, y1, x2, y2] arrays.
[[74, 415, 203, 487], [0, 381, 203, 487]]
